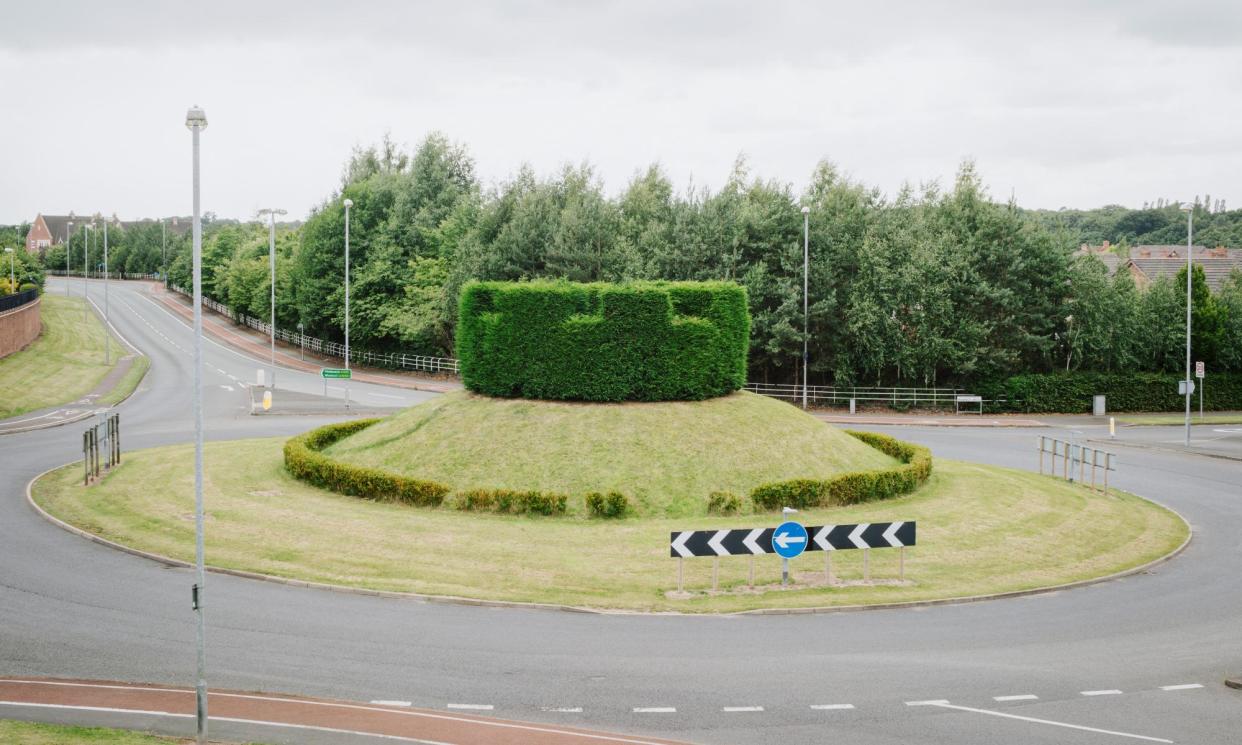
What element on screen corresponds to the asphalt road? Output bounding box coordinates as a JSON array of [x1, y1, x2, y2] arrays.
[[1, 278, 1239, 744]]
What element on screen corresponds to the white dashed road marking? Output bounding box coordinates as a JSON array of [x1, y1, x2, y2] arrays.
[[810, 704, 855, 710], [722, 706, 763, 712], [370, 700, 412, 707], [1160, 683, 1203, 691], [1081, 689, 1123, 696], [923, 701, 1172, 743], [446, 703, 493, 711], [632, 707, 676, 714], [905, 699, 950, 706], [993, 694, 1039, 701], [540, 707, 583, 713]]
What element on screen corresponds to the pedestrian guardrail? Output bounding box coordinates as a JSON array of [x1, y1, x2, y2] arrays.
[[83, 413, 120, 485], [744, 383, 966, 409], [1037, 436, 1114, 494], [669, 520, 916, 592]]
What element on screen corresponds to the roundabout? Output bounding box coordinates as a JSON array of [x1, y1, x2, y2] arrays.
[[1, 279, 1238, 745]]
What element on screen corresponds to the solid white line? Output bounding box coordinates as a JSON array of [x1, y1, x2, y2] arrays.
[[0, 701, 450, 744], [722, 706, 763, 712], [1081, 689, 1123, 696], [1160, 684, 1203, 691], [993, 694, 1039, 701], [905, 699, 950, 706], [446, 703, 493, 710], [925, 702, 1172, 743], [0, 681, 673, 745], [372, 700, 413, 707], [632, 707, 676, 713], [810, 704, 855, 710]]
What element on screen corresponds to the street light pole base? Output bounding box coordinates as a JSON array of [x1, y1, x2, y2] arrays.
[[1226, 677, 1242, 690]]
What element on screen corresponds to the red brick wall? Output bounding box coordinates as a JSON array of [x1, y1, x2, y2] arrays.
[[25, 217, 52, 254], [0, 297, 42, 359]]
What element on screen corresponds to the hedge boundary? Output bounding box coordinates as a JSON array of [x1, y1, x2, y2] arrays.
[[456, 280, 749, 402], [979, 371, 1242, 413], [750, 431, 933, 510], [283, 419, 450, 507]]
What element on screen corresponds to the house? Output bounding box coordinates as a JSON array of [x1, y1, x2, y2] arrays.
[[24, 213, 194, 257], [1073, 242, 1242, 292]]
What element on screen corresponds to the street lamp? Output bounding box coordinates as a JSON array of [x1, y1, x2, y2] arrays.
[[343, 198, 353, 408], [1181, 205, 1193, 447], [4, 248, 14, 293], [162, 218, 167, 288], [801, 205, 810, 410], [103, 217, 111, 365], [256, 208, 287, 389], [65, 218, 74, 293], [184, 103, 209, 745], [82, 223, 93, 322]]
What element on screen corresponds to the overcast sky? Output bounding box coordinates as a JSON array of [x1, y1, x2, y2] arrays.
[[3, 0, 1241, 224]]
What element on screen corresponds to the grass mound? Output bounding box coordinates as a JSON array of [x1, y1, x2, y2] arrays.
[[321, 390, 897, 517]]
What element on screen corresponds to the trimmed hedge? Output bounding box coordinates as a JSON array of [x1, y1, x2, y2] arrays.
[[283, 419, 450, 506], [980, 372, 1242, 413], [750, 432, 933, 511], [585, 491, 629, 518], [455, 488, 568, 516], [457, 280, 750, 402], [707, 491, 742, 515]]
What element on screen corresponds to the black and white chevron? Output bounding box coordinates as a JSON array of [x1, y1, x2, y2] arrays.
[[670, 521, 915, 557]]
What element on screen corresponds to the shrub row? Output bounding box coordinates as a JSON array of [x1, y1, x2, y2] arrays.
[[707, 491, 741, 515], [584, 491, 629, 518], [457, 280, 750, 402], [750, 432, 933, 510], [455, 488, 568, 516], [979, 371, 1242, 413], [283, 419, 450, 507]]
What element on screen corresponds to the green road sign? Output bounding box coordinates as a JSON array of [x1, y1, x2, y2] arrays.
[[322, 368, 351, 379]]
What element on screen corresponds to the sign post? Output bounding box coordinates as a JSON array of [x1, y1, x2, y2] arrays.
[[1196, 361, 1205, 420], [322, 367, 351, 400], [772, 519, 808, 586]]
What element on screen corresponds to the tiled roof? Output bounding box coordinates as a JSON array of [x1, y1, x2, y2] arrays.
[[1129, 257, 1242, 292]]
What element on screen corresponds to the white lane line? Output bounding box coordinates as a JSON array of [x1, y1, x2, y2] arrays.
[[1159, 683, 1203, 691], [810, 703, 855, 710], [371, 700, 413, 707], [1081, 689, 1123, 696], [446, 703, 493, 710], [541, 706, 584, 713], [220, 385, 234, 392], [632, 707, 676, 713], [722, 706, 763, 712], [993, 694, 1039, 701], [906, 699, 950, 706], [0, 701, 449, 744], [923, 701, 1172, 743]]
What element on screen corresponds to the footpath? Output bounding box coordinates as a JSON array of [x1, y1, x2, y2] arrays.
[[146, 283, 460, 394], [0, 678, 688, 745], [0, 354, 139, 435]]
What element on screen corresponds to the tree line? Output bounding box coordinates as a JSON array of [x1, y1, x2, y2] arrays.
[[25, 134, 1242, 385]]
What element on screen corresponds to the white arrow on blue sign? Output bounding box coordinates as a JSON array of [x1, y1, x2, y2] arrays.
[[772, 521, 808, 559]]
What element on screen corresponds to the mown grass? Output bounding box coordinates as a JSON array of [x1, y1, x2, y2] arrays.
[[33, 437, 1187, 613], [0, 719, 262, 744], [0, 294, 139, 419], [100, 355, 150, 407], [1117, 411, 1242, 426], [323, 390, 897, 517]]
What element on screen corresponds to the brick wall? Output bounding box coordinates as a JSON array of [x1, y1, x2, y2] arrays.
[[0, 297, 42, 359]]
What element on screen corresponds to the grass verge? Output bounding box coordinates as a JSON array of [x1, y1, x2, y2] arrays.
[[100, 355, 150, 407], [32, 437, 1187, 613], [1117, 411, 1242, 426], [0, 294, 135, 419], [0, 719, 262, 744]]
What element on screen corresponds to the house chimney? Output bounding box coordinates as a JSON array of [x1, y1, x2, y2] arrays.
[[1102, 240, 1110, 250]]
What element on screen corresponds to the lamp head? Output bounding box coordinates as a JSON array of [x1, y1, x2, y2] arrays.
[[185, 105, 208, 131], [4, 247, 13, 254], [801, 206, 810, 215], [343, 198, 354, 209]]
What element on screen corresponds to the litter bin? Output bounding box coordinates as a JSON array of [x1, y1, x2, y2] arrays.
[[1093, 395, 1106, 417]]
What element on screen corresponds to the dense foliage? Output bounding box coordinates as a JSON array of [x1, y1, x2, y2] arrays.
[[32, 133, 1242, 389], [981, 371, 1242, 413], [458, 280, 748, 401], [751, 432, 932, 511]]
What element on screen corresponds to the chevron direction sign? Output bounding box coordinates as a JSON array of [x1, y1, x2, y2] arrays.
[[669, 521, 915, 558]]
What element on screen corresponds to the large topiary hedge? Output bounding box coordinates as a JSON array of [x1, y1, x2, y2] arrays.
[[457, 280, 749, 402]]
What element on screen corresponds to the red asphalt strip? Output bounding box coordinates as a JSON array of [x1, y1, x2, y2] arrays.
[[145, 285, 459, 394], [0, 679, 691, 745]]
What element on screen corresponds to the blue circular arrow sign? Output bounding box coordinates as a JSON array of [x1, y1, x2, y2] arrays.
[[772, 521, 808, 559]]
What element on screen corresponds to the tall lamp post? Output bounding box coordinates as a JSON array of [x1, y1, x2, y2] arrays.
[[4, 247, 14, 292], [801, 205, 810, 410], [185, 104, 209, 745], [161, 218, 167, 287], [82, 223, 93, 322], [256, 208, 286, 389], [343, 198, 353, 409], [103, 218, 111, 365], [65, 218, 74, 293], [1182, 205, 1193, 447]]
